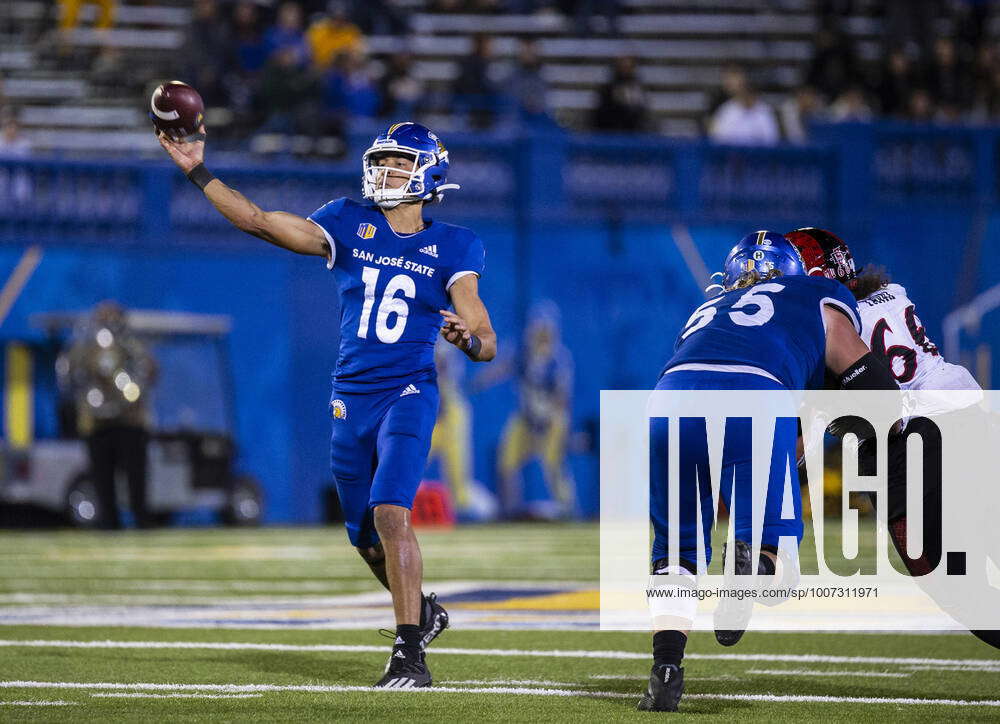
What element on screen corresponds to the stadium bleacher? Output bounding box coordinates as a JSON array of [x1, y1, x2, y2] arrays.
[[0, 0, 881, 154], [0, 0, 994, 155]]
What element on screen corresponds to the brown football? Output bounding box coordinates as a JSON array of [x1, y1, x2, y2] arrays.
[[149, 81, 205, 141]]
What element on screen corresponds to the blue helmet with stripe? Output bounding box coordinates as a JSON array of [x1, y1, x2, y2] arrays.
[[362, 122, 460, 208], [712, 230, 807, 293]]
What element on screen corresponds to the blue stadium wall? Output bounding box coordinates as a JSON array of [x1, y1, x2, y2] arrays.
[[0, 122, 996, 522]]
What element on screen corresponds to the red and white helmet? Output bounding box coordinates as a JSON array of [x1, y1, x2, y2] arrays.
[[784, 227, 857, 286]]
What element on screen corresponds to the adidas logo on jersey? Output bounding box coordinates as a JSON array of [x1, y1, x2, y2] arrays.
[[419, 244, 438, 258], [400, 384, 420, 397], [393, 649, 408, 659]]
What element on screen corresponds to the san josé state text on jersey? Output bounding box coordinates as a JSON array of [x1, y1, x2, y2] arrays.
[[665, 275, 861, 390], [308, 197, 485, 392]]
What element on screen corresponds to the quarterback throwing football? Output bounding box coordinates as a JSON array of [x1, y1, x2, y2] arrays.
[[158, 121, 497, 688]]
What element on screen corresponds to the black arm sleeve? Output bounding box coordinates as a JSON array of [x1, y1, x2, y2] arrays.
[[838, 352, 899, 390]]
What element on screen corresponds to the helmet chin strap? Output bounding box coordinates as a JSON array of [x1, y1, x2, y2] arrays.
[[376, 197, 420, 209]]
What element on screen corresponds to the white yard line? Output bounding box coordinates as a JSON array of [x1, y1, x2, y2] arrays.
[[91, 693, 261, 699], [748, 668, 910, 679], [906, 664, 1000, 672], [686, 693, 1000, 707], [0, 700, 76, 706], [441, 679, 585, 687], [2, 681, 999, 708], [2, 639, 999, 669], [4, 680, 634, 698], [589, 674, 736, 682], [589, 674, 647, 680]]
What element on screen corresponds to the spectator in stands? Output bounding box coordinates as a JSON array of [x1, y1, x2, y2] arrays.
[[324, 49, 381, 119], [877, 47, 918, 117], [182, 0, 235, 108], [452, 33, 502, 130], [232, 1, 270, 75], [829, 84, 874, 122], [805, 23, 860, 102], [971, 44, 997, 116], [0, 111, 31, 158], [954, 0, 992, 57], [708, 71, 779, 146], [508, 38, 553, 128], [307, 1, 364, 71], [971, 45, 1000, 120], [883, 0, 936, 59], [780, 86, 825, 143], [907, 88, 935, 123], [559, 0, 621, 36], [346, 0, 410, 35], [927, 37, 971, 113], [591, 56, 649, 133], [707, 65, 748, 119], [58, 0, 116, 32], [817, 0, 855, 21], [266, 1, 310, 66], [259, 46, 322, 134], [379, 53, 424, 119]]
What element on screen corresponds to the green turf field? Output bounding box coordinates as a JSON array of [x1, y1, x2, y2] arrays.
[[0, 524, 998, 722]]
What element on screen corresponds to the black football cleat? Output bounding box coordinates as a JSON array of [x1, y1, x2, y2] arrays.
[[374, 647, 432, 689], [714, 539, 754, 647], [419, 592, 449, 650], [637, 664, 684, 712]]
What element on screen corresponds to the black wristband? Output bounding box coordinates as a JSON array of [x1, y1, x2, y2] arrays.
[[186, 162, 215, 191], [839, 351, 898, 390], [463, 334, 482, 361]]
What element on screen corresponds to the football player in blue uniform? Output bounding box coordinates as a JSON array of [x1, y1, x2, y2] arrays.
[[158, 121, 497, 689], [639, 231, 898, 712]]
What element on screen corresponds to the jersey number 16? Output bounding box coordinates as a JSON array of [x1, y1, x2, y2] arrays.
[[358, 266, 415, 343]]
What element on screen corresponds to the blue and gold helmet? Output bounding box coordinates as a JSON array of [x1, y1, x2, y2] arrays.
[[712, 230, 807, 292], [362, 121, 460, 208]]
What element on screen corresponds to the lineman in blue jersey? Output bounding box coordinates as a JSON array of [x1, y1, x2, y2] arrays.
[[157, 121, 497, 689], [638, 231, 898, 713]]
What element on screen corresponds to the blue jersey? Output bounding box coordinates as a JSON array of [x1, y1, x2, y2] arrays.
[[309, 198, 485, 392], [663, 275, 861, 389]]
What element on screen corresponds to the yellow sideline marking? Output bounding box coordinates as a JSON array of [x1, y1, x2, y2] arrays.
[[453, 590, 599, 611]]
